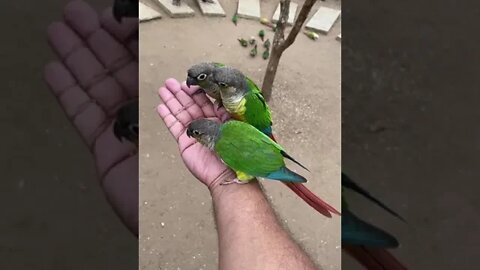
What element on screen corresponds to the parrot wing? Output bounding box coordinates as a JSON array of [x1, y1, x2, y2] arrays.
[[244, 92, 273, 131], [245, 76, 263, 94], [215, 121, 284, 177], [342, 173, 406, 222], [242, 77, 273, 132]]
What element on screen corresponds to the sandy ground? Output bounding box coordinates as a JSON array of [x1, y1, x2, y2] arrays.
[[139, 0, 341, 269], [0, 1, 137, 269]]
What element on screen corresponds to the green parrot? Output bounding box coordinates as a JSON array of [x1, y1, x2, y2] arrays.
[[259, 29, 265, 41], [113, 100, 138, 147], [186, 62, 226, 107], [187, 119, 340, 217], [250, 44, 258, 57], [263, 39, 271, 50], [238, 38, 248, 47], [262, 49, 269, 60], [232, 13, 238, 25], [211, 66, 275, 140], [186, 64, 340, 217], [186, 119, 314, 184], [342, 173, 407, 269], [211, 67, 341, 217]]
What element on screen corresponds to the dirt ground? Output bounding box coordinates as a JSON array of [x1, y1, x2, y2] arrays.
[[0, 1, 137, 269], [139, 0, 341, 269]]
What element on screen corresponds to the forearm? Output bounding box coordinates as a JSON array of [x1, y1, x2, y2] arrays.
[[211, 179, 316, 270]]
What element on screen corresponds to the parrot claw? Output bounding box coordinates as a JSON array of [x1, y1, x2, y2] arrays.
[[220, 178, 248, 185], [214, 100, 224, 113], [192, 88, 206, 96]]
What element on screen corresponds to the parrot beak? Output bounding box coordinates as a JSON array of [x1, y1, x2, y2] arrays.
[[186, 76, 196, 88], [186, 128, 193, 138]]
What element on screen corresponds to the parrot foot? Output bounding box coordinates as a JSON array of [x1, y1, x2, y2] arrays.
[[172, 0, 181, 6], [192, 88, 206, 96], [220, 178, 249, 185], [213, 100, 224, 115]]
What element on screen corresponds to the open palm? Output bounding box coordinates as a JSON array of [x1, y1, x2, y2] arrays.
[[157, 79, 236, 190], [44, 0, 138, 234]]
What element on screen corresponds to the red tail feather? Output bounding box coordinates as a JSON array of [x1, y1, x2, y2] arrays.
[[284, 182, 341, 217], [344, 246, 408, 270], [270, 132, 340, 217]]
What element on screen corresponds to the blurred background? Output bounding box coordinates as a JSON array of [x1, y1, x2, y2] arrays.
[[0, 1, 137, 269], [342, 0, 480, 269]]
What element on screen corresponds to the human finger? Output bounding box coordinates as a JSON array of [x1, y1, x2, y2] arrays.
[[100, 7, 138, 54], [63, 0, 100, 39], [102, 154, 139, 235], [159, 87, 192, 126], [44, 61, 108, 147], [157, 104, 184, 141], [180, 81, 216, 117]]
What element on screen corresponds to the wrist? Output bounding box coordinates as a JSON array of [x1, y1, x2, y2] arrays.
[[210, 176, 261, 201], [207, 169, 236, 193]]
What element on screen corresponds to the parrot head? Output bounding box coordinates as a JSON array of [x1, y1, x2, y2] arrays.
[[113, 0, 138, 23], [212, 67, 248, 95], [186, 63, 219, 87], [113, 101, 139, 147], [186, 119, 221, 149]]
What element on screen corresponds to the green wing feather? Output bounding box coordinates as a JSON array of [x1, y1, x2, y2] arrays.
[[245, 77, 262, 93], [215, 121, 284, 177], [243, 77, 272, 130]]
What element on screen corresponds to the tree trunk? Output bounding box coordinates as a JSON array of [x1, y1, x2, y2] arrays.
[[261, 49, 283, 101], [261, 0, 317, 101], [262, 0, 289, 101]]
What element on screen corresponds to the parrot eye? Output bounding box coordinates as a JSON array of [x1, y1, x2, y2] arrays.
[[192, 130, 200, 136], [218, 82, 228, 87], [197, 74, 207, 81]]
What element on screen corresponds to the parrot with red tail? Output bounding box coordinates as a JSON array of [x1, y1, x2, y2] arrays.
[[186, 63, 339, 217], [342, 173, 408, 269]]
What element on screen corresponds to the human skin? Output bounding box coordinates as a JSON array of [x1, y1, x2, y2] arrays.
[[157, 79, 316, 270], [44, 0, 139, 235]]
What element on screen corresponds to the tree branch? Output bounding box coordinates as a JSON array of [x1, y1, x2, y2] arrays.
[[274, 0, 291, 47], [281, 0, 316, 50], [261, 0, 316, 100]]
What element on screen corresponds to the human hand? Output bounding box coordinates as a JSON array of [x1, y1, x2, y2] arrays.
[[43, 0, 138, 235], [157, 78, 236, 191]]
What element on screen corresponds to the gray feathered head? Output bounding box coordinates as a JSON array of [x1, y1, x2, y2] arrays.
[[212, 67, 248, 90], [186, 119, 221, 149], [186, 62, 218, 88]]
